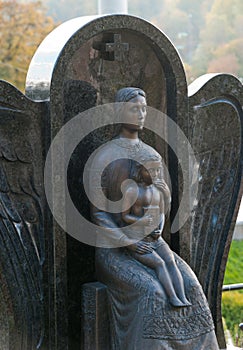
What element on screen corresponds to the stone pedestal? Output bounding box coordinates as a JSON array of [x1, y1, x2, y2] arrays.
[[81, 282, 110, 350]]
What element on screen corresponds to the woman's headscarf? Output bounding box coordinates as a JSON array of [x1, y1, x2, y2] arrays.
[[115, 87, 146, 102]]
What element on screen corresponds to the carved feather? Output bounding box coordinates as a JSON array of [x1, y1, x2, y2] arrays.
[[0, 80, 47, 349], [188, 74, 243, 348]]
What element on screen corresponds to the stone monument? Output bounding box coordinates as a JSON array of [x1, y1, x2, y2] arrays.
[[0, 13, 242, 350]]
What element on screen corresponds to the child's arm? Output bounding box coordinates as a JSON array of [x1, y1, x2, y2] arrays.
[[154, 178, 171, 217], [151, 190, 165, 234], [122, 187, 139, 224]]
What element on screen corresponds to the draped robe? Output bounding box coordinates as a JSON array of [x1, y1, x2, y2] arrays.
[[90, 137, 219, 350]]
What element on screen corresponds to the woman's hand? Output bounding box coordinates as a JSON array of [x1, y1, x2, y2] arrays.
[[127, 241, 153, 254]]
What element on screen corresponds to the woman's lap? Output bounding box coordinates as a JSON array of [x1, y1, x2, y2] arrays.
[[95, 247, 165, 296]]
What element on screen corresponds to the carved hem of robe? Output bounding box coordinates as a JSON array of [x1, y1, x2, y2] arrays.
[[96, 247, 219, 350]]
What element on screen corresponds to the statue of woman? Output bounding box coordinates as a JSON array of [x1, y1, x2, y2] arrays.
[[90, 87, 219, 349]]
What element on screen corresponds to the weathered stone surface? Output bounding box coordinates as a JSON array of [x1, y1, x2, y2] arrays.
[[0, 13, 242, 350], [0, 80, 48, 349], [81, 282, 110, 350], [25, 14, 190, 349], [188, 73, 243, 349]]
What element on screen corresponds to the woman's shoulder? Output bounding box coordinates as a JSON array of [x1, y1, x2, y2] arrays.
[[140, 141, 161, 158], [90, 140, 122, 165]]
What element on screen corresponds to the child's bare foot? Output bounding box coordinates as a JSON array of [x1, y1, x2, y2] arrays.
[[180, 297, 192, 306], [169, 296, 188, 307]]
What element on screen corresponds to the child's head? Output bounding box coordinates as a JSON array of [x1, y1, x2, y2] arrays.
[[140, 160, 162, 183], [131, 151, 162, 184]]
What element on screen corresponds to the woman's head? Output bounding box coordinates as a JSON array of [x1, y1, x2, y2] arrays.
[[115, 87, 146, 103], [115, 87, 147, 133]]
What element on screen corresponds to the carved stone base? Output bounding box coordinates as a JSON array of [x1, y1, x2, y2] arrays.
[[81, 282, 110, 350]]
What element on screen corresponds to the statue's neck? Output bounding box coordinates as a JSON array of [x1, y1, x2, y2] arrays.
[[119, 128, 139, 140]]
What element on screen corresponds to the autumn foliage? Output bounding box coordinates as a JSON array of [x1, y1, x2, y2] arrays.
[[150, 0, 243, 82], [187, 0, 243, 81], [0, 0, 56, 91], [0, 0, 242, 90]]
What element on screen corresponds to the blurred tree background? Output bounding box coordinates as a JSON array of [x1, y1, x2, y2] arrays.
[[0, 0, 242, 90], [0, 0, 56, 90]]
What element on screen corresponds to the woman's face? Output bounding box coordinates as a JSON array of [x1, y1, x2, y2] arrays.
[[121, 94, 147, 131]]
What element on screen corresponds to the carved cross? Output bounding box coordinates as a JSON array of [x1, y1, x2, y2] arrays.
[[93, 33, 129, 61], [105, 34, 129, 61]]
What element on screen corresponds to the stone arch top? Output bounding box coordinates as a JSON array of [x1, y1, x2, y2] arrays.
[[25, 14, 187, 108], [25, 15, 99, 99], [26, 13, 189, 260]]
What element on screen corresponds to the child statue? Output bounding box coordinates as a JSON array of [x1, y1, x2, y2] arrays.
[[122, 151, 191, 307]]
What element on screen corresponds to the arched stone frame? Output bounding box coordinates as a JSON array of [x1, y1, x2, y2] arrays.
[[26, 14, 192, 349], [27, 14, 243, 349]]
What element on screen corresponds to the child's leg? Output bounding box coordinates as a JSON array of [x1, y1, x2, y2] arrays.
[[156, 243, 191, 305], [132, 250, 186, 307]]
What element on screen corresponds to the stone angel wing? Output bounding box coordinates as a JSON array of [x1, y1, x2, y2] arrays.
[[187, 73, 243, 348], [0, 80, 48, 349]]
